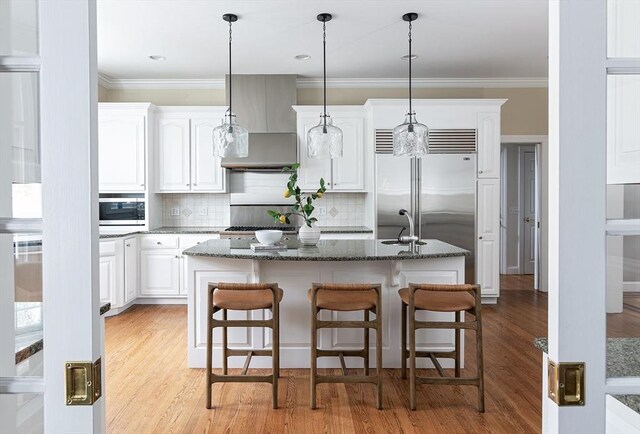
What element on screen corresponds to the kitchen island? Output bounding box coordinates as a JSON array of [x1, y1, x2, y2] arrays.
[[183, 238, 469, 369]]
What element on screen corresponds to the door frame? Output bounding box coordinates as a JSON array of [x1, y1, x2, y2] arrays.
[[500, 135, 547, 291], [519, 145, 536, 276]]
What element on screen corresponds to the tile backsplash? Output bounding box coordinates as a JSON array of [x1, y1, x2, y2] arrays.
[[162, 194, 230, 227], [161, 192, 366, 227]]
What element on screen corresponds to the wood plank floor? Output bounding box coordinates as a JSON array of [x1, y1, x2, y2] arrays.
[[104, 286, 639, 433]]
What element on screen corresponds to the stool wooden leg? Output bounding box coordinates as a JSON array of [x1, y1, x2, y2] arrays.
[[364, 309, 370, 376], [376, 306, 383, 410], [409, 301, 417, 411], [454, 311, 461, 378], [476, 310, 485, 412], [272, 306, 279, 409], [401, 302, 407, 380], [222, 309, 228, 376], [310, 308, 318, 410], [206, 298, 214, 409]]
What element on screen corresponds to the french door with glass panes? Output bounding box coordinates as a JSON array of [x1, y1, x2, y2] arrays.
[[0, 1, 104, 432], [544, 0, 640, 432]]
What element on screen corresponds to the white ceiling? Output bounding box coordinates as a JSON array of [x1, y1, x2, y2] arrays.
[[97, 0, 548, 82]]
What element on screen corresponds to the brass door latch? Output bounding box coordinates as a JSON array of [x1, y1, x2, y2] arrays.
[[548, 360, 585, 406], [65, 358, 102, 405]]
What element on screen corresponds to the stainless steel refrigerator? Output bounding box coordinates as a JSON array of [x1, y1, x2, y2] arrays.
[[376, 153, 476, 284]]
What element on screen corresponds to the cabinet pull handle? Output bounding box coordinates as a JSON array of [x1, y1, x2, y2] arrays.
[[478, 170, 484, 174], [479, 236, 483, 240], [186, 183, 190, 186], [193, 183, 198, 186], [126, 243, 131, 247], [175, 255, 180, 258], [156, 241, 161, 245]]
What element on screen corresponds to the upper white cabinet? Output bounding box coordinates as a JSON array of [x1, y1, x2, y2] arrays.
[[98, 104, 150, 192], [156, 108, 227, 193], [477, 112, 500, 178], [294, 106, 366, 191]]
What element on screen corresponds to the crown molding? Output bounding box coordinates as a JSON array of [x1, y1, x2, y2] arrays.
[[98, 73, 547, 90]]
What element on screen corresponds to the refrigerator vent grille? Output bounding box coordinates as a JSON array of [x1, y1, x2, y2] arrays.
[[375, 129, 477, 154]]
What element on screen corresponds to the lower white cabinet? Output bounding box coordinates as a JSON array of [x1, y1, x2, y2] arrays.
[[99, 239, 124, 307], [476, 179, 500, 298], [124, 237, 139, 303], [140, 249, 181, 296]]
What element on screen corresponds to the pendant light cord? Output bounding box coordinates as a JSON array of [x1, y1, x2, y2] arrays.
[[323, 19, 327, 132], [228, 20, 233, 120], [408, 20, 413, 121]]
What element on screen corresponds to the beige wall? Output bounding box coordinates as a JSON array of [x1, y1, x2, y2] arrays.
[[99, 86, 548, 135]]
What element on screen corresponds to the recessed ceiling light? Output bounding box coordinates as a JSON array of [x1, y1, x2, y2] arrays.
[[149, 55, 166, 61], [295, 54, 311, 60], [401, 54, 419, 61]]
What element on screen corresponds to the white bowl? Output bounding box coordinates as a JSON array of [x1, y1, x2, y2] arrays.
[[255, 230, 283, 246]]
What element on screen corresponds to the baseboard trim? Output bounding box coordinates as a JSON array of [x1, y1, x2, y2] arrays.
[[623, 282, 640, 292], [506, 266, 521, 275], [135, 298, 188, 305]]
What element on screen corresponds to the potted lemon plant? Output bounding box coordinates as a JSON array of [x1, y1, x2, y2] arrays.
[[267, 163, 326, 246]]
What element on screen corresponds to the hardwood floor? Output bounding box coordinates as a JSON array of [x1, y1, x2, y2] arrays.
[[105, 291, 549, 434], [499, 274, 534, 291]]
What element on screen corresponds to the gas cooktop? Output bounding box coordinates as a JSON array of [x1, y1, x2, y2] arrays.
[[223, 225, 297, 232]]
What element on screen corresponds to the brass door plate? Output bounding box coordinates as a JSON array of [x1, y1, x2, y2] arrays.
[[65, 358, 102, 405], [548, 360, 585, 406]]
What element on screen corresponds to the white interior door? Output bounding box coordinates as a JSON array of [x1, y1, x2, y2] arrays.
[[0, 1, 103, 433], [521, 149, 536, 275]]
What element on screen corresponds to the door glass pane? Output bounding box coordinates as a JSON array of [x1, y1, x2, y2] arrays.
[[0, 0, 39, 56], [606, 229, 640, 382], [608, 0, 640, 58], [0, 393, 43, 433], [607, 75, 640, 185]]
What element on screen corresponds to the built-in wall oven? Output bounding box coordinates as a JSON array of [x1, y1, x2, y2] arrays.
[[99, 197, 145, 226]]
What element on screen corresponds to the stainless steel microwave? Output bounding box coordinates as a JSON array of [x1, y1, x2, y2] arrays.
[[99, 198, 145, 226]]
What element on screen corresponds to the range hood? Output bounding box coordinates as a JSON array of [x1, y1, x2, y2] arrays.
[[221, 74, 298, 170]]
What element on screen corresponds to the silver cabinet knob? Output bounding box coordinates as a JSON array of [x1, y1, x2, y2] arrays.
[[193, 183, 198, 186], [479, 236, 483, 240], [126, 243, 131, 247], [525, 217, 532, 223], [175, 255, 180, 258], [478, 170, 484, 174], [156, 241, 161, 245]]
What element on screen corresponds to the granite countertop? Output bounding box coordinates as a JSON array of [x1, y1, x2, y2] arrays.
[[15, 302, 111, 364], [534, 337, 640, 414], [183, 238, 469, 261], [99, 226, 373, 239]]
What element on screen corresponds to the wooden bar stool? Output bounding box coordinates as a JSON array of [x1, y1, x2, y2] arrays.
[[399, 283, 484, 411], [206, 282, 283, 409], [308, 283, 383, 410]]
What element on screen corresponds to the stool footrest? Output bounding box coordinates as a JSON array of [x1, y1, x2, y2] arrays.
[[225, 349, 272, 357], [211, 319, 272, 328], [316, 320, 377, 329], [428, 353, 446, 377], [315, 349, 366, 358], [316, 375, 378, 384], [210, 374, 273, 383], [415, 377, 479, 386], [415, 320, 476, 330]]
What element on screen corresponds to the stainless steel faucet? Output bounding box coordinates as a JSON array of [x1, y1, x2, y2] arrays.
[[398, 209, 419, 243]]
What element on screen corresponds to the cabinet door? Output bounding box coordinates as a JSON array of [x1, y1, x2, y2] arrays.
[[332, 116, 365, 190], [477, 112, 500, 178], [191, 118, 226, 192], [158, 117, 191, 191], [99, 114, 146, 191], [99, 254, 117, 305], [124, 237, 138, 303], [477, 179, 500, 296], [140, 250, 181, 296], [297, 116, 332, 191]]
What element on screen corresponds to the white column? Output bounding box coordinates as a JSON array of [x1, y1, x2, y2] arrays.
[[40, 0, 103, 432], [546, 0, 607, 432]]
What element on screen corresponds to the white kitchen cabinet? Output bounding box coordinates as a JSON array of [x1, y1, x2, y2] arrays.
[[294, 107, 366, 191], [98, 105, 149, 191], [191, 117, 226, 192], [124, 237, 138, 303], [319, 232, 373, 240], [156, 108, 227, 193], [477, 179, 500, 298], [158, 117, 191, 191], [140, 249, 181, 297], [99, 239, 123, 306], [477, 112, 500, 178]]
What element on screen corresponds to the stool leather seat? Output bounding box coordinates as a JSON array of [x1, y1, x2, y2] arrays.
[[398, 288, 475, 312], [214, 287, 283, 310], [307, 288, 377, 311]]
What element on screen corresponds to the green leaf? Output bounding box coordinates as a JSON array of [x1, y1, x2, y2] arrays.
[[291, 163, 300, 170], [267, 210, 279, 218], [308, 217, 318, 223]]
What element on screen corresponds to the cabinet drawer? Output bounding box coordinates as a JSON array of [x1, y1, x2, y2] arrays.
[[99, 240, 118, 256], [141, 236, 179, 249]]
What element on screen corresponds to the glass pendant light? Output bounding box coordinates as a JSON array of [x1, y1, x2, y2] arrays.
[[393, 13, 428, 157], [307, 13, 343, 159], [213, 13, 248, 158]]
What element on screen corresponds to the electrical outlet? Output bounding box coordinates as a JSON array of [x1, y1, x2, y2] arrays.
[[199, 207, 208, 216], [317, 207, 327, 216], [171, 207, 180, 216]]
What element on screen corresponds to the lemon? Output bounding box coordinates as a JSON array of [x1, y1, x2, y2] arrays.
[[278, 215, 287, 223], [283, 190, 291, 198], [316, 192, 324, 198]]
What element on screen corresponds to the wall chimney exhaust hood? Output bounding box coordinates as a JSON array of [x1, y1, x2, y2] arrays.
[[221, 74, 298, 170]]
